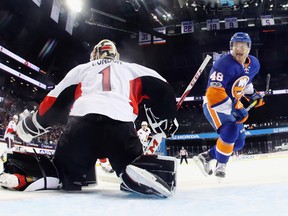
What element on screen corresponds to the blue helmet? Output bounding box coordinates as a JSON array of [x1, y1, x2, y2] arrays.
[[230, 32, 251, 48]]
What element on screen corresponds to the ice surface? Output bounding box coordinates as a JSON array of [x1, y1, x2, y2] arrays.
[[1, 143, 288, 216]]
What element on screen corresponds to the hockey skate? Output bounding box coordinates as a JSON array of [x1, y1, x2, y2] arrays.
[[215, 162, 226, 178], [193, 151, 213, 176], [100, 165, 115, 173], [99, 159, 115, 173]]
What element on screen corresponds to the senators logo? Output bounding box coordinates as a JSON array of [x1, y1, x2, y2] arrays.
[[231, 76, 249, 99]]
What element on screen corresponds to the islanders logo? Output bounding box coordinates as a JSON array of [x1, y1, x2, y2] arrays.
[[231, 76, 250, 99]]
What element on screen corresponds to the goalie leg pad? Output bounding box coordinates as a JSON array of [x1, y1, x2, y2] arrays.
[[131, 154, 177, 192], [2, 151, 60, 191], [4, 152, 58, 177], [120, 165, 172, 198]]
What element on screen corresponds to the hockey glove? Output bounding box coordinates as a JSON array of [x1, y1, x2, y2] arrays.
[[232, 100, 249, 124], [166, 118, 179, 138], [17, 110, 50, 143], [245, 90, 265, 108], [144, 105, 179, 138]]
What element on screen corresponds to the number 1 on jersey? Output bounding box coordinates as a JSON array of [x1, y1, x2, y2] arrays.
[[100, 66, 111, 91]]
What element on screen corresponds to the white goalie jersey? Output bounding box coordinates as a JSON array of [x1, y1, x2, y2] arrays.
[[36, 59, 177, 126]]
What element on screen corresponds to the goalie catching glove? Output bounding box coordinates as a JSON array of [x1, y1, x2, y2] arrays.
[[143, 105, 178, 154], [144, 105, 179, 139], [17, 110, 50, 143]]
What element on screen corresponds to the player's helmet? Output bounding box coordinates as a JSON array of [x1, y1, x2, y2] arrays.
[[141, 121, 148, 127], [230, 32, 251, 49], [90, 39, 120, 61], [13, 115, 18, 122]]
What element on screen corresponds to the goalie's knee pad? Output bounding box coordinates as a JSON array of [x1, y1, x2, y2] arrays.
[[131, 154, 177, 192], [2, 151, 60, 191]]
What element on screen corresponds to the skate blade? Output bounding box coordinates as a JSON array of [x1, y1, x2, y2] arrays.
[[192, 156, 212, 177], [216, 176, 224, 184], [215, 173, 225, 184]]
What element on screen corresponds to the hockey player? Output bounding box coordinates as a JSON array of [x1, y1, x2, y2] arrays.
[[179, 146, 188, 165], [1, 115, 18, 162], [194, 32, 265, 178], [4, 115, 18, 148], [137, 121, 152, 151], [0, 39, 178, 198]]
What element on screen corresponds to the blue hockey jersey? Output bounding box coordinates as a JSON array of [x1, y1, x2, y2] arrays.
[[205, 53, 260, 114]]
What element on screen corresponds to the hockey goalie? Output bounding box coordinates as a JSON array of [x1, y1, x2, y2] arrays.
[[0, 39, 179, 198]]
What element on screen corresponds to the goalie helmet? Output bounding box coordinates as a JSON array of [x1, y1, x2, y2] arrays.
[[230, 32, 251, 49], [90, 39, 120, 61]]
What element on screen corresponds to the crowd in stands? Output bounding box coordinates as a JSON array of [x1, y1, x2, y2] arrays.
[[177, 101, 288, 134], [0, 89, 64, 146], [1, 88, 288, 151]]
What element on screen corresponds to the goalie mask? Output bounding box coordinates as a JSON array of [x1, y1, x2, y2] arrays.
[[90, 39, 120, 61]]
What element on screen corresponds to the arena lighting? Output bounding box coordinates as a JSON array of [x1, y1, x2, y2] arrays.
[[0, 46, 46, 74], [90, 8, 127, 23], [0, 63, 47, 90], [65, 0, 82, 13]]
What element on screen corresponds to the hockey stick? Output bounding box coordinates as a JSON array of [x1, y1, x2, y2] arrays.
[[177, 55, 212, 110], [144, 55, 212, 155], [246, 73, 271, 111]]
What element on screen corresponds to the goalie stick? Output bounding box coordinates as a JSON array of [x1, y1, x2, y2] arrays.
[[144, 55, 212, 155], [246, 73, 271, 111]]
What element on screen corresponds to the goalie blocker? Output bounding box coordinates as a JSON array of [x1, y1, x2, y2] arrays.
[[17, 110, 50, 143], [0, 151, 61, 191]]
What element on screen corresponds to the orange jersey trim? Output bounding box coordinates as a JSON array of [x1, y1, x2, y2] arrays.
[[207, 105, 222, 129], [206, 87, 228, 107], [216, 138, 234, 156]]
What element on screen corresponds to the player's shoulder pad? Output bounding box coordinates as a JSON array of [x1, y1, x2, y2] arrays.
[[129, 62, 167, 82], [213, 54, 235, 75]]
